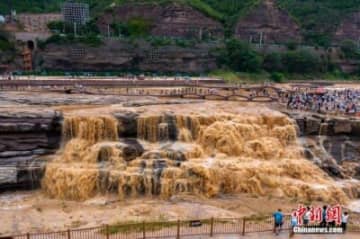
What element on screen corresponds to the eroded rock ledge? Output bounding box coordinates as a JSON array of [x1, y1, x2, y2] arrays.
[[0, 108, 62, 189], [287, 112, 360, 180]]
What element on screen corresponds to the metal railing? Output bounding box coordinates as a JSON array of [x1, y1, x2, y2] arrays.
[[6, 215, 360, 239]]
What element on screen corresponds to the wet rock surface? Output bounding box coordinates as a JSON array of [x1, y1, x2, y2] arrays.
[[288, 112, 360, 179], [0, 108, 62, 188]]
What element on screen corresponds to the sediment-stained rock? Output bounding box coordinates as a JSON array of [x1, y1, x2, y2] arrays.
[[0, 108, 62, 188], [288, 112, 360, 179]]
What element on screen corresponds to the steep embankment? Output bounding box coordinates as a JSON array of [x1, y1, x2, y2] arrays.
[[235, 0, 302, 44], [334, 11, 360, 44], [39, 39, 218, 73], [0, 108, 62, 189], [96, 1, 224, 39]]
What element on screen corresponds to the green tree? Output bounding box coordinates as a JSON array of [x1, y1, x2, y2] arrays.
[[270, 72, 285, 82], [126, 18, 152, 37], [0, 29, 14, 51], [219, 38, 262, 72], [282, 49, 323, 73], [340, 39, 360, 60], [263, 52, 283, 72]]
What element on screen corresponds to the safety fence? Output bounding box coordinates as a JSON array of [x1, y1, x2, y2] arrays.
[[6, 215, 360, 239]]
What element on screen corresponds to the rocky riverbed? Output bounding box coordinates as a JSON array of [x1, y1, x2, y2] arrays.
[[0, 91, 360, 235]]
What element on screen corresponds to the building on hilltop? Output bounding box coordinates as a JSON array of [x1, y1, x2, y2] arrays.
[[62, 0, 90, 25]]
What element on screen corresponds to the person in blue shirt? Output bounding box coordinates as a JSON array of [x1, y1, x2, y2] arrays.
[[273, 209, 284, 235]]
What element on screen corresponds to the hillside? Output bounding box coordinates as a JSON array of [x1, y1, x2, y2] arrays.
[[0, 0, 360, 32], [1, 0, 359, 77], [1, 0, 359, 46]]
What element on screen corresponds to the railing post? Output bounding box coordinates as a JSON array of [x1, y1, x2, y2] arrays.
[[176, 220, 180, 239], [26, 233, 30, 239], [242, 218, 246, 236], [142, 221, 146, 239], [106, 225, 109, 239], [210, 217, 214, 237], [67, 229, 71, 239]]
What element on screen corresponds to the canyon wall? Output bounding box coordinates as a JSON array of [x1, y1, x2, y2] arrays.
[[334, 11, 360, 44], [288, 112, 360, 180], [38, 40, 218, 73], [97, 3, 224, 39], [0, 108, 62, 189], [235, 0, 302, 44]]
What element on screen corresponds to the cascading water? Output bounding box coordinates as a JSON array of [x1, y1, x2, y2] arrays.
[[42, 111, 349, 203]]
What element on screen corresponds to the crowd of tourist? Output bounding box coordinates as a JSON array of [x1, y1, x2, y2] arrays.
[[285, 88, 360, 115]]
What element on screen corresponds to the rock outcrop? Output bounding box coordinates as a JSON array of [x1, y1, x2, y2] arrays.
[[39, 39, 218, 73], [235, 0, 302, 44], [97, 2, 224, 39], [287, 112, 360, 179], [0, 108, 62, 189], [334, 11, 360, 44]]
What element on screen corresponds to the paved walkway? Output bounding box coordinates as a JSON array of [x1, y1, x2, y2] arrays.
[[188, 232, 360, 238]]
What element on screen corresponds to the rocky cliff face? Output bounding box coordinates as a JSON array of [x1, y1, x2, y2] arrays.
[[334, 11, 360, 44], [288, 112, 360, 179], [97, 3, 224, 39], [0, 108, 62, 189], [235, 0, 302, 44], [39, 39, 218, 73]]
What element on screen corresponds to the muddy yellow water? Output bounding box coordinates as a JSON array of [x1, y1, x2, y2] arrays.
[[42, 102, 348, 203]]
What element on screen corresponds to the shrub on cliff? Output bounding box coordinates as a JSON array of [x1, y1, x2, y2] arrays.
[[270, 72, 285, 83], [40, 33, 102, 48], [0, 29, 14, 52], [111, 17, 152, 37], [48, 20, 100, 36], [126, 18, 152, 37]]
